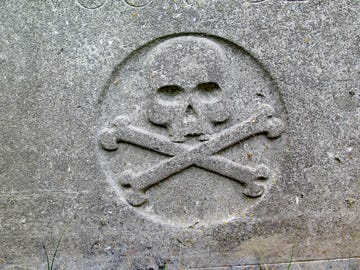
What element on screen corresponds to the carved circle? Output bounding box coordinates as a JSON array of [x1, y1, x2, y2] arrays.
[[123, 0, 152, 7], [77, 0, 107, 9], [98, 34, 287, 227]]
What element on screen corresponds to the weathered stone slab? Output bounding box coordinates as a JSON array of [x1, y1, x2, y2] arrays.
[[0, 0, 359, 269], [186, 258, 360, 270]]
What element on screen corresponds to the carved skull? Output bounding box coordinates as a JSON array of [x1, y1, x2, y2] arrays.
[[146, 37, 231, 142]]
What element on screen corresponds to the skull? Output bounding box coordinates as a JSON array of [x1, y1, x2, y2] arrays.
[[145, 36, 231, 142]]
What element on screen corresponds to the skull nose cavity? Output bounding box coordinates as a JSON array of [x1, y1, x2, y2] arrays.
[[185, 104, 196, 115], [184, 104, 198, 123]]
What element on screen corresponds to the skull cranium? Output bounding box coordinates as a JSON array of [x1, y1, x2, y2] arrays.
[[145, 37, 231, 142]]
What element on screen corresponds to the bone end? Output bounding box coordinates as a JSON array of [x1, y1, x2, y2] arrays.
[[126, 192, 147, 207], [258, 104, 275, 117], [113, 116, 131, 128], [243, 184, 264, 198], [118, 170, 135, 187], [118, 171, 148, 206], [255, 164, 271, 179], [266, 117, 285, 138], [99, 128, 118, 150]]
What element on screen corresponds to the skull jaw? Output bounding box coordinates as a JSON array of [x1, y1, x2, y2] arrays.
[[168, 120, 214, 143]]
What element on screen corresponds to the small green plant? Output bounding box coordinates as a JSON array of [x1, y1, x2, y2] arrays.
[[256, 248, 295, 270], [287, 247, 294, 270], [257, 255, 265, 269], [42, 229, 66, 270]]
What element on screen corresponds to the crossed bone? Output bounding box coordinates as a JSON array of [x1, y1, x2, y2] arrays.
[[99, 104, 284, 206]]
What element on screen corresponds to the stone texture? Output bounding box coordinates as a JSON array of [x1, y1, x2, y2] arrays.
[[0, 0, 359, 269], [187, 258, 360, 270]]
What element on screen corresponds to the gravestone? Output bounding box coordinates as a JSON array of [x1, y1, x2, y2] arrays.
[[0, 0, 359, 269]]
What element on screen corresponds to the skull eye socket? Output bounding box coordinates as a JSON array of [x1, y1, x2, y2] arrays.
[[156, 85, 185, 101], [195, 82, 221, 99]]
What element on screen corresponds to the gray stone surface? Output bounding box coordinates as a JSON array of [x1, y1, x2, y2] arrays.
[[187, 258, 360, 270], [0, 0, 359, 269]]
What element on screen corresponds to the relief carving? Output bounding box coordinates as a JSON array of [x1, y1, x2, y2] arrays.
[[71, 0, 306, 10], [123, 0, 152, 7], [145, 37, 231, 142], [76, 0, 107, 9], [98, 34, 287, 225]]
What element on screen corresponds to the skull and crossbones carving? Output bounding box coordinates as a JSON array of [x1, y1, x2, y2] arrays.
[[99, 37, 285, 207]]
